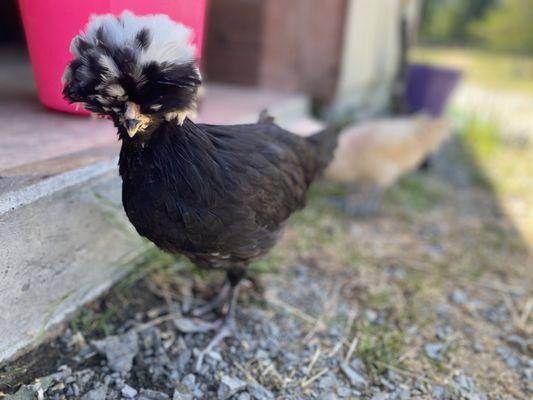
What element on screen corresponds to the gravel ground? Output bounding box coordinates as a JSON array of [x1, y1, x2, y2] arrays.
[[1, 139, 531, 399]]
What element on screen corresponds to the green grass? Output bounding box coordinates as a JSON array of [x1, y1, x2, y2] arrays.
[[355, 323, 406, 380], [385, 175, 445, 212], [411, 46, 533, 96], [70, 305, 118, 337], [456, 111, 533, 243]]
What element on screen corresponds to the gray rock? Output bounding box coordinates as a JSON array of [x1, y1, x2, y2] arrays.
[[72, 383, 80, 397], [371, 393, 389, 400], [318, 373, 337, 389], [336, 386, 352, 398], [181, 374, 196, 391], [81, 386, 108, 400], [92, 330, 138, 372], [432, 386, 446, 399], [453, 374, 488, 400], [217, 376, 247, 400], [208, 351, 223, 361], [247, 382, 274, 400], [119, 385, 137, 398], [254, 349, 270, 360], [394, 389, 411, 400], [365, 309, 379, 323], [496, 346, 521, 369], [450, 289, 467, 305], [424, 342, 445, 361], [349, 358, 365, 372], [472, 341, 484, 353], [173, 384, 193, 400], [237, 393, 251, 400], [523, 368, 533, 381], [340, 362, 368, 389], [174, 317, 215, 333], [176, 349, 192, 372], [436, 325, 453, 340], [506, 335, 528, 354], [138, 389, 170, 400]]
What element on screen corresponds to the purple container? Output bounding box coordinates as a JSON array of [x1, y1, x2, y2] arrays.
[[406, 64, 461, 117]]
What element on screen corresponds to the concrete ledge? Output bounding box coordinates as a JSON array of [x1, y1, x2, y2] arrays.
[[0, 165, 146, 362]]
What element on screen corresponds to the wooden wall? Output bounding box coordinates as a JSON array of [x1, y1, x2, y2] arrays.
[[204, 0, 347, 100]]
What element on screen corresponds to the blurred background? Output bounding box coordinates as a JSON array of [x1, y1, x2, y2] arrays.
[[0, 1, 531, 398]]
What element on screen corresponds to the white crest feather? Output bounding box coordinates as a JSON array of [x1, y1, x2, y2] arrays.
[[76, 10, 196, 66]]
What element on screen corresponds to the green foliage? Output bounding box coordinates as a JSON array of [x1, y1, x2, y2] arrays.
[[421, 0, 495, 44], [469, 0, 533, 53], [459, 114, 501, 158]]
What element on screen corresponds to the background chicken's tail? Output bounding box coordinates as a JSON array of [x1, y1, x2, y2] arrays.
[[306, 125, 342, 178]]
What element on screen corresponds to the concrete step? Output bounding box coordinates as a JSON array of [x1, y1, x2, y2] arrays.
[[0, 61, 312, 362]]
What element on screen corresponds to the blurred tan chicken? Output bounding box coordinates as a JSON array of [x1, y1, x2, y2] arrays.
[[325, 115, 452, 214]]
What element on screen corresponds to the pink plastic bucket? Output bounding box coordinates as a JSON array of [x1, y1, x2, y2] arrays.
[[18, 0, 207, 115]]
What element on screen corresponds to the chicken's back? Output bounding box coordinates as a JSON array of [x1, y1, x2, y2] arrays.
[[325, 116, 451, 187]]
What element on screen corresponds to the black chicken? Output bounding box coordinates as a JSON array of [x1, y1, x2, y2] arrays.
[[63, 11, 339, 366]]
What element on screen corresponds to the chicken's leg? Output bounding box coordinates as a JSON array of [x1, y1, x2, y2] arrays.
[[190, 280, 231, 317], [194, 281, 242, 371], [194, 267, 245, 371]]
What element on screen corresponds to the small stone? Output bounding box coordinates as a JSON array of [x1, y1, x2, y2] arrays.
[[365, 309, 378, 323], [121, 385, 138, 399], [424, 343, 445, 361], [208, 351, 223, 361], [72, 384, 80, 397], [336, 386, 352, 398], [370, 393, 388, 400], [255, 349, 270, 360], [496, 347, 521, 369], [92, 330, 139, 372], [340, 362, 368, 389], [174, 317, 215, 333], [81, 386, 107, 400], [450, 289, 467, 305], [138, 389, 170, 400], [436, 325, 453, 340], [217, 376, 247, 400], [247, 383, 274, 400], [237, 393, 251, 400], [394, 389, 411, 400], [432, 386, 446, 399], [506, 335, 528, 353], [176, 349, 192, 372], [523, 368, 533, 381], [349, 358, 365, 372], [173, 384, 193, 400], [181, 374, 196, 391], [472, 341, 484, 353], [453, 374, 488, 400], [318, 373, 337, 389]]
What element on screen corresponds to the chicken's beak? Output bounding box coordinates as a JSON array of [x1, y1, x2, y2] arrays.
[[123, 102, 147, 137], [125, 119, 141, 138]]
